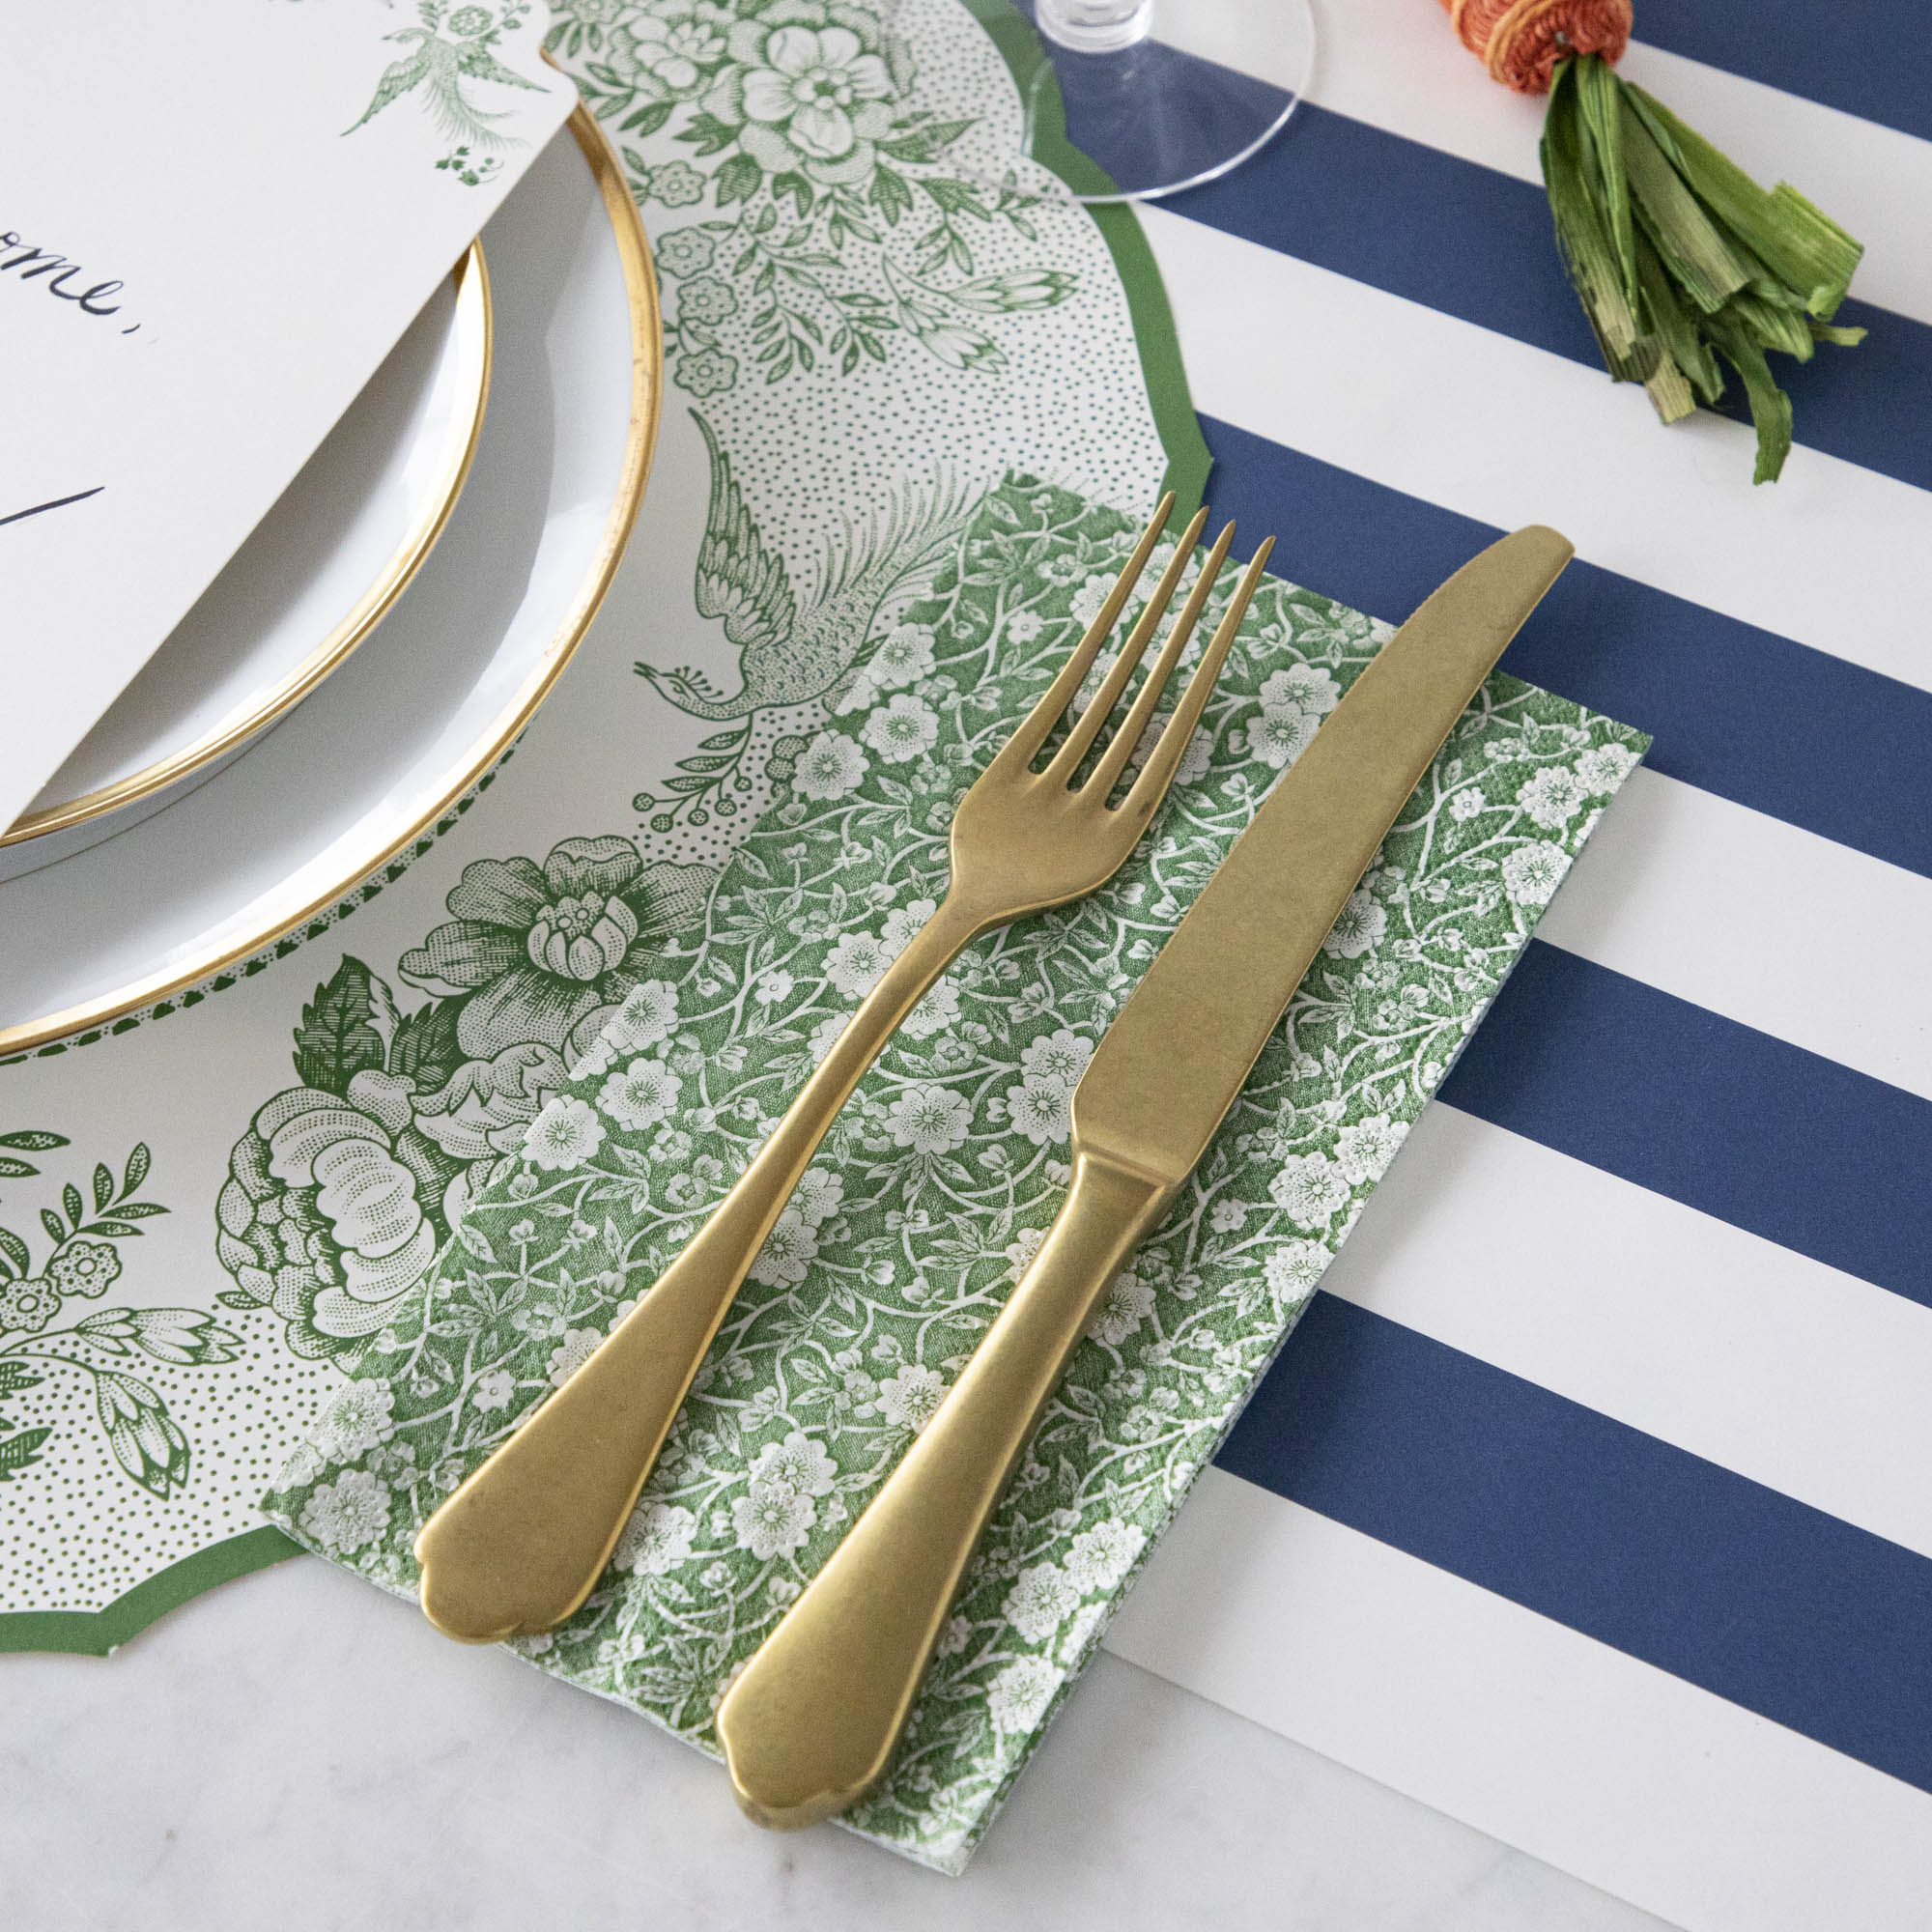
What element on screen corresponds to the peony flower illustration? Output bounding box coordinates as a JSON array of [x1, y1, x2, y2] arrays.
[[791, 730, 869, 802], [603, 5, 730, 98], [614, 1498, 697, 1575], [887, 1084, 972, 1154], [413, 1041, 571, 1161], [876, 1363, 946, 1433], [216, 1087, 437, 1360], [525, 1095, 606, 1172], [733, 23, 896, 185], [1003, 1561, 1078, 1644], [400, 838, 711, 1059]]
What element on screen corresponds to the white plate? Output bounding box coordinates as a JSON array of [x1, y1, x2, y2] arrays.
[[0, 243, 492, 875], [0, 106, 661, 1055]]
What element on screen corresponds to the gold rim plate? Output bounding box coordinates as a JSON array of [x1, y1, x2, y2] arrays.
[[3, 242, 494, 849], [1, 103, 661, 1057]]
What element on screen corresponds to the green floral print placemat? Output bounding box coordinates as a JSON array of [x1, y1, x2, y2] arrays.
[[265, 475, 1649, 1872], [0, 0, 1191, 1651]]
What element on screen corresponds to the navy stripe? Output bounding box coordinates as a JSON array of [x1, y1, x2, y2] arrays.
[[1439, 942, 1932, 1309], [1201, 415, 1932, 881], [1167, 102, 1931, 496], [1216, 1294, 1932, 1795], [1638, 0, 1932, 149]]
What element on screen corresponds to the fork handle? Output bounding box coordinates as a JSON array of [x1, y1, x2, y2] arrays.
[[716, 1151, 1173, 1827], [414, 895, 983, 1644]]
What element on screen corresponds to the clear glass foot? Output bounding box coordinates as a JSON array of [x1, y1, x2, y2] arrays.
[[1007, 0, 1316, 205]]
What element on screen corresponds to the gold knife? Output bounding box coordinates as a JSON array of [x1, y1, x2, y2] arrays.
[[714, 525, 1575, 1828]]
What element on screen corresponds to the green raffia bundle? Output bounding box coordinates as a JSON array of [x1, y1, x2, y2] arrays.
[[1442, 0, 1866, 483]]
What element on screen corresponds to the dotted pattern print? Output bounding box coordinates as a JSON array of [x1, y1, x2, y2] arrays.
[[267, 478, 1648, 1872], [0, 0, 1168, 1632]]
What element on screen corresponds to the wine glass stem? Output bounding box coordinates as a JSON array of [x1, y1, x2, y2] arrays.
[[1036, 0, 1153, 54]]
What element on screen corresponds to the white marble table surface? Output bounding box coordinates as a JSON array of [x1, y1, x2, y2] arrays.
[[5, 1548, 1673, 1930]]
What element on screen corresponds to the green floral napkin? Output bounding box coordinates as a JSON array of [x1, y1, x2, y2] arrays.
[[265, 476, 1646, 1871]]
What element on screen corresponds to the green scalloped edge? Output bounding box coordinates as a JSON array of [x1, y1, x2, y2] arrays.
[[962, 0, 1212, 516], [0, 1526, 299, 1656], [0, 0, 1210, 1660]]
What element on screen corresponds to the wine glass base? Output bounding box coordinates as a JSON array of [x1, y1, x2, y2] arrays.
[[1009, 0, 1315, 204]]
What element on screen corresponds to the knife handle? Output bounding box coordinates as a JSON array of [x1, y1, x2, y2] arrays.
[[717, 1151, 1173, 1828]]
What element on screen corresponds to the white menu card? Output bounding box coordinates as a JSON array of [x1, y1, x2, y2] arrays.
[[0, 1, 574, 833]]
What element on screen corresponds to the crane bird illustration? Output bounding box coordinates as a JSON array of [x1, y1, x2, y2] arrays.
[[344, 10, 545, 149], [635, 411, 974, 723]]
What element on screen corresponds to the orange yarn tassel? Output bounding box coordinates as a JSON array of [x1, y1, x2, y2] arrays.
[[1441, 0, 1632, 94]]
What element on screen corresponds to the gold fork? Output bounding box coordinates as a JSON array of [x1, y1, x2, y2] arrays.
[[413, 495, 1274, 1643]]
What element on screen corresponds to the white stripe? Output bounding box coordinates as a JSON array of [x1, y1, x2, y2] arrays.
[[1322, 1103, 1932, 1559], [1105, 1475, 1932, 1932], [1541, 769, 1932, 1102], [1140, 206, 1932, 691], [1157, 0, 1932, 326]]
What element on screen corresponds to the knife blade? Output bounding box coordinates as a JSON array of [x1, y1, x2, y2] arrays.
[[1076, 523, 1573, 1183]]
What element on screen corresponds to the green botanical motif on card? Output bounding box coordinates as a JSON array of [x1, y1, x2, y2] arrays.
[[0, 1132, 238, 1499], [264, 477, 1646, 1870], [552, 0, 1078, 389], [214, 841, 716, 1365], [345, 0, 544, 172]]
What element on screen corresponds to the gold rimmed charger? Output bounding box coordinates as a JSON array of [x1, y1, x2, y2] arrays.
[[0, 101, 663, 1059], [2, 241, 493, 854]]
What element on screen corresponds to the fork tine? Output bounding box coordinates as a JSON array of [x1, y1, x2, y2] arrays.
[[1085, 518, 1236, 798], [1121, 536, 1274, 818], [1042, 505, 1209, 784], [991, 494, 1176, 771]]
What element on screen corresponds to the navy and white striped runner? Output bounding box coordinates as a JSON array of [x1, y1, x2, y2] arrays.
[[1078, 5, 1932, 1925]]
